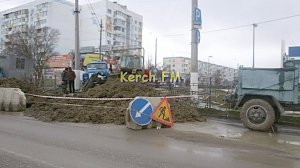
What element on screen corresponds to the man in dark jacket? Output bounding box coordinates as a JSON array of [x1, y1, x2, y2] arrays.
[[68, 67, 76, 93], [61, 68, 69, 95]]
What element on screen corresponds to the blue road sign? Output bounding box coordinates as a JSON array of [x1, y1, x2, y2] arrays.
[[193, 7, 202, 26], [289, 46, 300, 57], [196, 29, 200, 44], [130, 97, 153, 126]]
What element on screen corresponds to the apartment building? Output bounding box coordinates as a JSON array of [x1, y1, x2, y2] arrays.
[[0, 0, 75, 79], [163, 57, 237, 86], [80, 0, 143, 54], [0, 0, 143, 78], [0, 0, 75, 53]]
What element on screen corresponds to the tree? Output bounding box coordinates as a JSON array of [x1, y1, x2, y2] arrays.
[[6, 26, 60, 86], [213, 69, 223, 88]]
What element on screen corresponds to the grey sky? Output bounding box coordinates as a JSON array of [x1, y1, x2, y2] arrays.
[[1, 0, 300, 68]]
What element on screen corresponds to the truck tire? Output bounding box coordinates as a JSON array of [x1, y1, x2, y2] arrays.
[[240, 99, 275, 131]]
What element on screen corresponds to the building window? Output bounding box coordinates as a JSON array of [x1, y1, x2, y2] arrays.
[[172, 64, 175, 67], [107, 40, 111, 44], [42, 3, 48, 8], [16, 58, 25, 70], [107, 32, 111, 37], [107, 9, 112, 14]]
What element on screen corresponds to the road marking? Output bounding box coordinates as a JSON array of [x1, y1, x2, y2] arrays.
[[135, 102, 151, 118]]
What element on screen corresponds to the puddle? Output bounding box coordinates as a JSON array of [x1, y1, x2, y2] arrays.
[[174, 120, 300, 156], [278, 140, 300, 146], [174, 119, 246, 139]]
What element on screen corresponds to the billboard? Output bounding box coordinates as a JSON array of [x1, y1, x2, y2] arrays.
[[289, 46, 300, 57]]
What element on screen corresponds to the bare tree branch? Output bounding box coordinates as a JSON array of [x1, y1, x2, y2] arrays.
[[5, 26, 60, 86]]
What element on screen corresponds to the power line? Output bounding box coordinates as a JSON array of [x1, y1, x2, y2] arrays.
[[256, 13, 300, 24], [160, 12, 300, 37], [85, 0, 101, 29]]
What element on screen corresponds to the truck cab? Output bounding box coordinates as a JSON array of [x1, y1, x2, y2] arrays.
[[82, 61, 110, 84]]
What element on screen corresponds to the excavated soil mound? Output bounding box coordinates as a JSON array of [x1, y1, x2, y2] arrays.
[[25, 77, 206, 124], [0, 78, 36, 93]]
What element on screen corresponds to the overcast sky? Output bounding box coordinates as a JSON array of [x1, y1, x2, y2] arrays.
[[1, 0, 300, 68]]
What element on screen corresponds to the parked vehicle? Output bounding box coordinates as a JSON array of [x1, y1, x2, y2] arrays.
[[228, 61, 299, 131]]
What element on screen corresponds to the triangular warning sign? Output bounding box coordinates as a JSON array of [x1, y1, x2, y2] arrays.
[[151, 97, 174, 127]]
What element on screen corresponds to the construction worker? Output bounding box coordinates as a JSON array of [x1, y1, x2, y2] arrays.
[[61, 68, 69, 96], [68, 67, 76, 94]]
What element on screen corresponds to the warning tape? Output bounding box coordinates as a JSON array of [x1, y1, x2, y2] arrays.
[[26, 93, 194, 101], [26, 93, 133, 101], [29, 102, 128, 110]]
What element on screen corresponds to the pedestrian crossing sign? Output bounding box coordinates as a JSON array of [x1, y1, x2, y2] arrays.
[[151, 97, 174, 127]]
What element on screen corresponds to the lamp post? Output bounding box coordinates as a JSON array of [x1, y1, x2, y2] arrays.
[[208, 56, 213, 108], [252, 23, 257, 68]]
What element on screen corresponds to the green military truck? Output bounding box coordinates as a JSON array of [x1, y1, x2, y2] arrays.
[[232, 61, 299, 131]]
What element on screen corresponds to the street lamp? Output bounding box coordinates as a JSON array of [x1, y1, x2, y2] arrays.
[[208, 56, 213, 108], [208, 56, 213, 78], [252, 23, 257, 68]]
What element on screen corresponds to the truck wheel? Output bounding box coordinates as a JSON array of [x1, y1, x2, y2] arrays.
[[241, 99, 275, 131]]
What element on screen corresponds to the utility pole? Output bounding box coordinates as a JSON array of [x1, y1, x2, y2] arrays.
[[191, 0, 201, 100], [155, 37, 157, 68], [74, 0, 80, 70], [99, 19, 103, 61], [208, 56, 212, 108], [74, 0, 80, 91], [252, 23, 257, 68]]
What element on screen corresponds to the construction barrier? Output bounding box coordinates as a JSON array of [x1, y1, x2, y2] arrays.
[[126, 97, 162, 130], [0, 88, 26, 112]]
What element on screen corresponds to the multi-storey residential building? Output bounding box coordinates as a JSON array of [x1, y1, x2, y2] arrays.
[[0, 0, 143, 78], [0, 0, 142, 54], [163, 57, 237, 86], [80, 0, 143, 54], [0, 0, 75, 53], [0, 0, 75, 79]]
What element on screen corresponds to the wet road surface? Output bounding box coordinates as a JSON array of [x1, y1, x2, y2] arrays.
[[0, 114, 300, 168]]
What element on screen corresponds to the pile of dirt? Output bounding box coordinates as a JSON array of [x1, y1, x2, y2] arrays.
[[79, 77, 161, 98], [0, 78, 38, 93], [25, 77, 206, 125], [169, 99, 206, 122]]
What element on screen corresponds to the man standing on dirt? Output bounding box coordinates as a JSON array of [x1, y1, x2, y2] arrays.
[[68, 67, 76, 94], [61, 68, 69, 95]]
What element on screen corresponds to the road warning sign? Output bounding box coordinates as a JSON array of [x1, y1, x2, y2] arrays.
[[151, 97, 174, 127]]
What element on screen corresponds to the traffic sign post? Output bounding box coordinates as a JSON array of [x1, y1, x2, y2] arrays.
[[151, 97, 174, 127], [196, 29, 200, 44], [129, 97, 154, 126], [193, 7, 202, 29]]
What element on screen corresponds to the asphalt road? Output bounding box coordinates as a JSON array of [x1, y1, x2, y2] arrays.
[[0, 114, 300, 168]]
